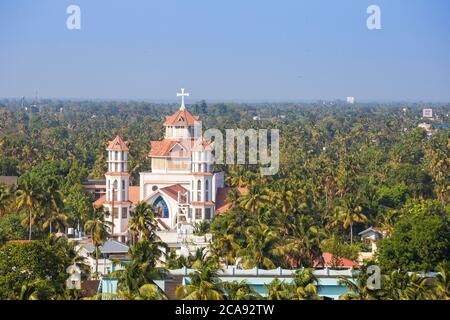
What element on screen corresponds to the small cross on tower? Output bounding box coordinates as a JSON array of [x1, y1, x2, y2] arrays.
[[177, 88, 190, 110]]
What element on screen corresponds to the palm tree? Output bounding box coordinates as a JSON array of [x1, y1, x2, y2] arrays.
[[336, 195, 367, 244], [16, 178, 42, 240], [41, 189, 66, 234], [271, 182, 296, 214], [289, 268, 321, 300], [42, 206, 68, 234], [47, 234, 90, 277], [226, 188, 240, 209], [376, 209, 399, 237], [190, 247, 210, 269], [84, 206, 111, 276], [278, 215, 324, 268], [239, 182, 270, 215], [135, 284, 168, 300], [432, 261, 450, 300], [128, 201, 160, 243], [397, 273, 429, 300], [222, 280, 260, 300], [382, 271, 429, 300], [265, 278, 289, 300], [175, 266, 225, 300], [238, 223, 280, 269], [209, 208, 249, 266], [112, 238, 167, 299], [338, 269, 380, 300], [0, 183, 12, 216], [19, 279, 57, 300]]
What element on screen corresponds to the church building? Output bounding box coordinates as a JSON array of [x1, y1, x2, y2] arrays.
[[94, 89, 233, 247]]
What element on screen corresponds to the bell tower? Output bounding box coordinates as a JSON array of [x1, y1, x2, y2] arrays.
[[190, 139, 215, 223], [104, 134, 131, 242]]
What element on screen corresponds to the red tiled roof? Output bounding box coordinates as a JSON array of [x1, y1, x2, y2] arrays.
[[149, 139, 193, 157], [129, 186, 140, 204], [93, 195, 106, 207], [315, 252, 359, 269], [164, 109, 199, 126], [107, 135, 129, 151], [149, 137, 213, 158], [215, 187, 248, 214], [160, 184, 188, 203]]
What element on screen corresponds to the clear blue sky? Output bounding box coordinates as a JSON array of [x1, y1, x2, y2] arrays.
[[1, 0, 449, 102]]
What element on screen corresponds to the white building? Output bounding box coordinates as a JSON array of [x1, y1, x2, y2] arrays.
[[422, 108, 433, 118], [346, 97, 355, 104], [94, 89, 234, 251]]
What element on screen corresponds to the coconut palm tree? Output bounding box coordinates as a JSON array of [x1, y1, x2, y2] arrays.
[[222, 280, 261, 300], [265, 278, 289, 300], [239, 183, 271, 215], [336, 195, 367, 244], [190, 247, 210, 269], [42, 206, 68, 234], [135, 284, 168, 300], [175, 266, 225, 300], [238, 223, 280, 269], [278, 215, 324, 268], [0, 183, 12, 216], [128, 201, 160, 243], [41, 189, 66, 234], [271, 182, 296, 214], [397, 273, 429, 300], [382, 271, 429, 300], [209, 208, 249, 266], [19, 279, 57, 300], [16, 178, 42, 240], [431, 261, 450, 300], [289, 268, 321, 300], [112, 238, 167, 299], [84, 206, 111, 276], [338, 269, 380, 300]]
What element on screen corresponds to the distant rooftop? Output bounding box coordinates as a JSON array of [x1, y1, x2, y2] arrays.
[[83, 179, 106, 185], [0, 176, 18, 186], [83, 239, 129, 254]]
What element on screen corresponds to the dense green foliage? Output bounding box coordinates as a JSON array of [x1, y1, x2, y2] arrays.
[[0, 236, 83, 299], [377, 200, 450, 271], [0, 98, 449, 299]]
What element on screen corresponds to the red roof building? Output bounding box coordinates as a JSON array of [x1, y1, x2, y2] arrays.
[[107, 135, 129, 151], [164, 109, 199, 126], [315, 252, 360, 269]]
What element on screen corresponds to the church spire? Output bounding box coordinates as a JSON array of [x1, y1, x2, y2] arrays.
[[176, 88, 189, 111]]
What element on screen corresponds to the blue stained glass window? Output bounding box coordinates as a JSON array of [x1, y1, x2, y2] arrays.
[[153, 196, 169, 218]]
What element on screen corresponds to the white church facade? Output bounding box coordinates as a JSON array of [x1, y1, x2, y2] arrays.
[[94, 89, 233, 249]]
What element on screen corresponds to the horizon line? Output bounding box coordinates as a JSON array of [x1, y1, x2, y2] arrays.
[[1, 96, 450, 105]]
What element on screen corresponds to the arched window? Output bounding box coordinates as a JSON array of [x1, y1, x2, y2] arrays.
[[153, 196, 169, 218], [197, 180, 201, 201], [205, 180, 209, 202], [122, 180, 126, 200]]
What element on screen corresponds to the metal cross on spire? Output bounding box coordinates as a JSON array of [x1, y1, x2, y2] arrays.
[[177, 88, 190, 110]]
